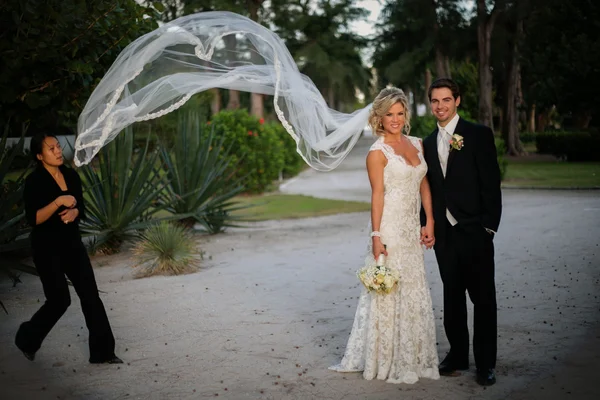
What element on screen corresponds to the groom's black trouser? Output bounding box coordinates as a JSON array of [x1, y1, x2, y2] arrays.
[[434, 221, 497, 370]]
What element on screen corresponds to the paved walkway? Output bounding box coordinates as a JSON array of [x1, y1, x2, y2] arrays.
[[1, 136, 599, 399]]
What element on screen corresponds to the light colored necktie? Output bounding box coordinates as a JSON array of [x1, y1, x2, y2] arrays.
[[437, 128, 450, 176], [437, 128, 457, 226]]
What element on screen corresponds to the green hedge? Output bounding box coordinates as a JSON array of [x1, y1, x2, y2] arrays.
[[519, 132, 536, 143], [209, 110, 303, 193], [495, 138, 508, 181], [277, 125, 305, 178], [410, 115, 437, 138], [536, 131, 600, 161]]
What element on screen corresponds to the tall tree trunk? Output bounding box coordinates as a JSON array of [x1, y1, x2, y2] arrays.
[[223, 34, 240, 110], [407, 86, 418, 117], [250, 94, 264, 118], [504, 17, 525, 155], [527, 103, 536, 132], [497, 107, 503, 136], [431, 0, 448, 78], [210, 89, 221, 116], [248, 0, 265, 118], [425, 68, 433, 115], [477, 0, 502, 129], [537, 108, 550, 132], [227, 90, 241, 110], [517, 67, 527, 130], [328, 85, 335, 108], [444, 56, 452, 79], [573, 110, 592, 129], [435, 48, 447, 79]]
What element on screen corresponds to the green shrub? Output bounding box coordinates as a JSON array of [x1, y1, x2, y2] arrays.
[[410, 115, 437, 138], [494, 138, 509, 181], [273, 124, 305, 178], [535, 132, 557, 154], [519, 132, 536, 144], [457, 109, 476, 122], [536, 131, 600, 161], [208, 110, 286, 193], [132, 221, 202, 277]]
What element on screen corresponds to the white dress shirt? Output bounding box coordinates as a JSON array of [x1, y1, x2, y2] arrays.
[[437, 113, 459, 226]]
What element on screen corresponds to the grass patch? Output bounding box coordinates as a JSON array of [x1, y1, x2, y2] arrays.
[[232, 194, 370, 221], [523, 142, 537, 153], [504, 161, 600, 188]]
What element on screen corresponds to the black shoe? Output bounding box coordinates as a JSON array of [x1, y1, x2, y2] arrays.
[[439, 355, 469, 376], [19, 349, 35, 361], [476, 368, 496, 386], [90, 355, 123, 364], [15, 338, 35, 361]]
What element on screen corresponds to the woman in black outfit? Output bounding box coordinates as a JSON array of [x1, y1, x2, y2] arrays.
[[15, 133, 122, 364]]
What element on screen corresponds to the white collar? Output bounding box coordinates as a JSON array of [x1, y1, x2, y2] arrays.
[[437, 113, 460, 136]]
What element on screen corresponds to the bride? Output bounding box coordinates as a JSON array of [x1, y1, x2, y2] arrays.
[[329, 87, 440, 384]]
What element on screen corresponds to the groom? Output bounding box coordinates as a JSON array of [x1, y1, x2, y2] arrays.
[[420, 78, 502, 386]]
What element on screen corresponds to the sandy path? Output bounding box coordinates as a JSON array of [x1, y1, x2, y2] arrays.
[[1, 189, 599, 400]]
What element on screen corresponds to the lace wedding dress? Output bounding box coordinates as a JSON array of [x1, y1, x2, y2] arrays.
[[329, 136, 440, 384]]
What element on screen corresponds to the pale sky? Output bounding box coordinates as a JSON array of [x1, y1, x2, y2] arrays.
[[349, 0, 383, 67], [351, 0, 382, 37]]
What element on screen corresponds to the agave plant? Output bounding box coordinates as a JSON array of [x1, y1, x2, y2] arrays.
[[0, 127, 30, 247], [132, 221, 203, 277], [159, 112, 249, 233], [0, 126, 36, 311], [78, 127, 170, 254]]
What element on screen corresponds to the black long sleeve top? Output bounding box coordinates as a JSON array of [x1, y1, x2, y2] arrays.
[[23, 164, 85, 245]]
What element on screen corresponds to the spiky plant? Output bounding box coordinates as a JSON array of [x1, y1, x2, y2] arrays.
[[78, 127, 170, 254], [0, 126, 37, 286], [0, 125, 36, 311], [159, 112, 250, 233], [132, 221, 202, 277]]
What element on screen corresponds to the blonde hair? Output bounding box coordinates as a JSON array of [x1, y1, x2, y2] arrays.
[[368, 87, 411, 137]]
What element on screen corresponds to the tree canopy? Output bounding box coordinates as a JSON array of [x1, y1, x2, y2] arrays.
[[0, 0, 159, 134]]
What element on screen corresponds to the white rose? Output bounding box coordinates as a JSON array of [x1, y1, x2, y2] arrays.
[[384, 276, 394, 288]]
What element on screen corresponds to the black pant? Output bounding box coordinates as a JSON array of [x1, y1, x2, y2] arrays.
[[15, 239, 116, 362], [434, 221, 497, 370]]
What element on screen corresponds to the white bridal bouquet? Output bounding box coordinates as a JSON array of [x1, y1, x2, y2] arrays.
[[357, 249, 400, 294]]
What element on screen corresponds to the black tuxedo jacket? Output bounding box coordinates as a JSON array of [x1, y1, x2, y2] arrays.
[[421, 117, 502, 241]]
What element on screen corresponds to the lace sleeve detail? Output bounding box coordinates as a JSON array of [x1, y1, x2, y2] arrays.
[[408, 135, 423, 152], [369, 139, 383, 152], [369, 138, 392, 159]]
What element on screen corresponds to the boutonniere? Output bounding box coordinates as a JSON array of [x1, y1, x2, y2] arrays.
[[449, 133, 464, 151]]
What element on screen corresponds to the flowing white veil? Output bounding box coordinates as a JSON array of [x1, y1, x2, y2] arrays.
[[74, 11, 372, 171]]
